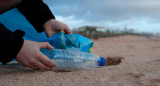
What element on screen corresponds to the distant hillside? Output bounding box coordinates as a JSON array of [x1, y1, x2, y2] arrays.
[[73, 26, 155, 39]]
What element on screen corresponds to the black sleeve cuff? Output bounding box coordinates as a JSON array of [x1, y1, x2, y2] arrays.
[[17, 0, 55, 33], [0, 23, 25, 64]]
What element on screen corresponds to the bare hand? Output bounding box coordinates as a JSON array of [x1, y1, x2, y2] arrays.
[[43, 19, 72, 37], [15, 40, 57, 70]]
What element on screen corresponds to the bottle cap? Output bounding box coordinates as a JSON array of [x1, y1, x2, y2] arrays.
[[100, 57, 106, 66]]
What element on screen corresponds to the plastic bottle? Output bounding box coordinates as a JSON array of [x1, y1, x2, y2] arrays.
[[46, 49, 106, 69]]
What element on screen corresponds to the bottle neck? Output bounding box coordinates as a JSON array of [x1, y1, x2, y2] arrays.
[[99, 57, 106, 66]]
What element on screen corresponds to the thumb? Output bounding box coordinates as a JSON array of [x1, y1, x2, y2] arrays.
[[45, 28, 57, 38], [39, 42, 54, 50]]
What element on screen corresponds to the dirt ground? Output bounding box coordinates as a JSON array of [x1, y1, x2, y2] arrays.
[[0, 35, 160, 86]]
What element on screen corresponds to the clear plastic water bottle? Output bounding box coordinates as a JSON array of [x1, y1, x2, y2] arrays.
[[46, 49, 106, 69]]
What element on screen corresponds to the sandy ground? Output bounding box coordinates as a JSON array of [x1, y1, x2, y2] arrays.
[[0, 35, 160, 86]]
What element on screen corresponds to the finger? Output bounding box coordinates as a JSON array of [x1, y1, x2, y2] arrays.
[[26, 59, 40, 70], [64, 24, 72, 35], [45, 30, 52, 38], [39, 42, 54, 50], [39, 52, 57, 67], [34, 60, 53, 70], [45, 29, 57, 38], [28, 64, 38, 70]]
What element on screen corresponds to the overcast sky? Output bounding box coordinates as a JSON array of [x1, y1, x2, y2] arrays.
[[44, 0, 160, 33]]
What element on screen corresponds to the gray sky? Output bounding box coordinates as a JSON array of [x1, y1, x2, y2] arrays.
[[44, 0, 160, 33]]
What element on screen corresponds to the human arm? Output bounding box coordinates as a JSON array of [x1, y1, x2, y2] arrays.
[[0, 23, 56, 70], [0, 0, 21, 14], [17, 0, 54, 33], [17, 0, 72, 37], [0, 23, 24, 64]]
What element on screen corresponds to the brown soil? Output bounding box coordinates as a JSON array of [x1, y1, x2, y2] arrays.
[[0, 35, 160, 86]]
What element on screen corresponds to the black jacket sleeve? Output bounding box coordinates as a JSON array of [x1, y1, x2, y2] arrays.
[[0, 0, 54, 64], [17, 0, 55, 33], [0, 23, 24, 64]]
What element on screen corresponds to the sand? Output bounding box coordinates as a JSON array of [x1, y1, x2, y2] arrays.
[[0, 35, 160, 86]]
